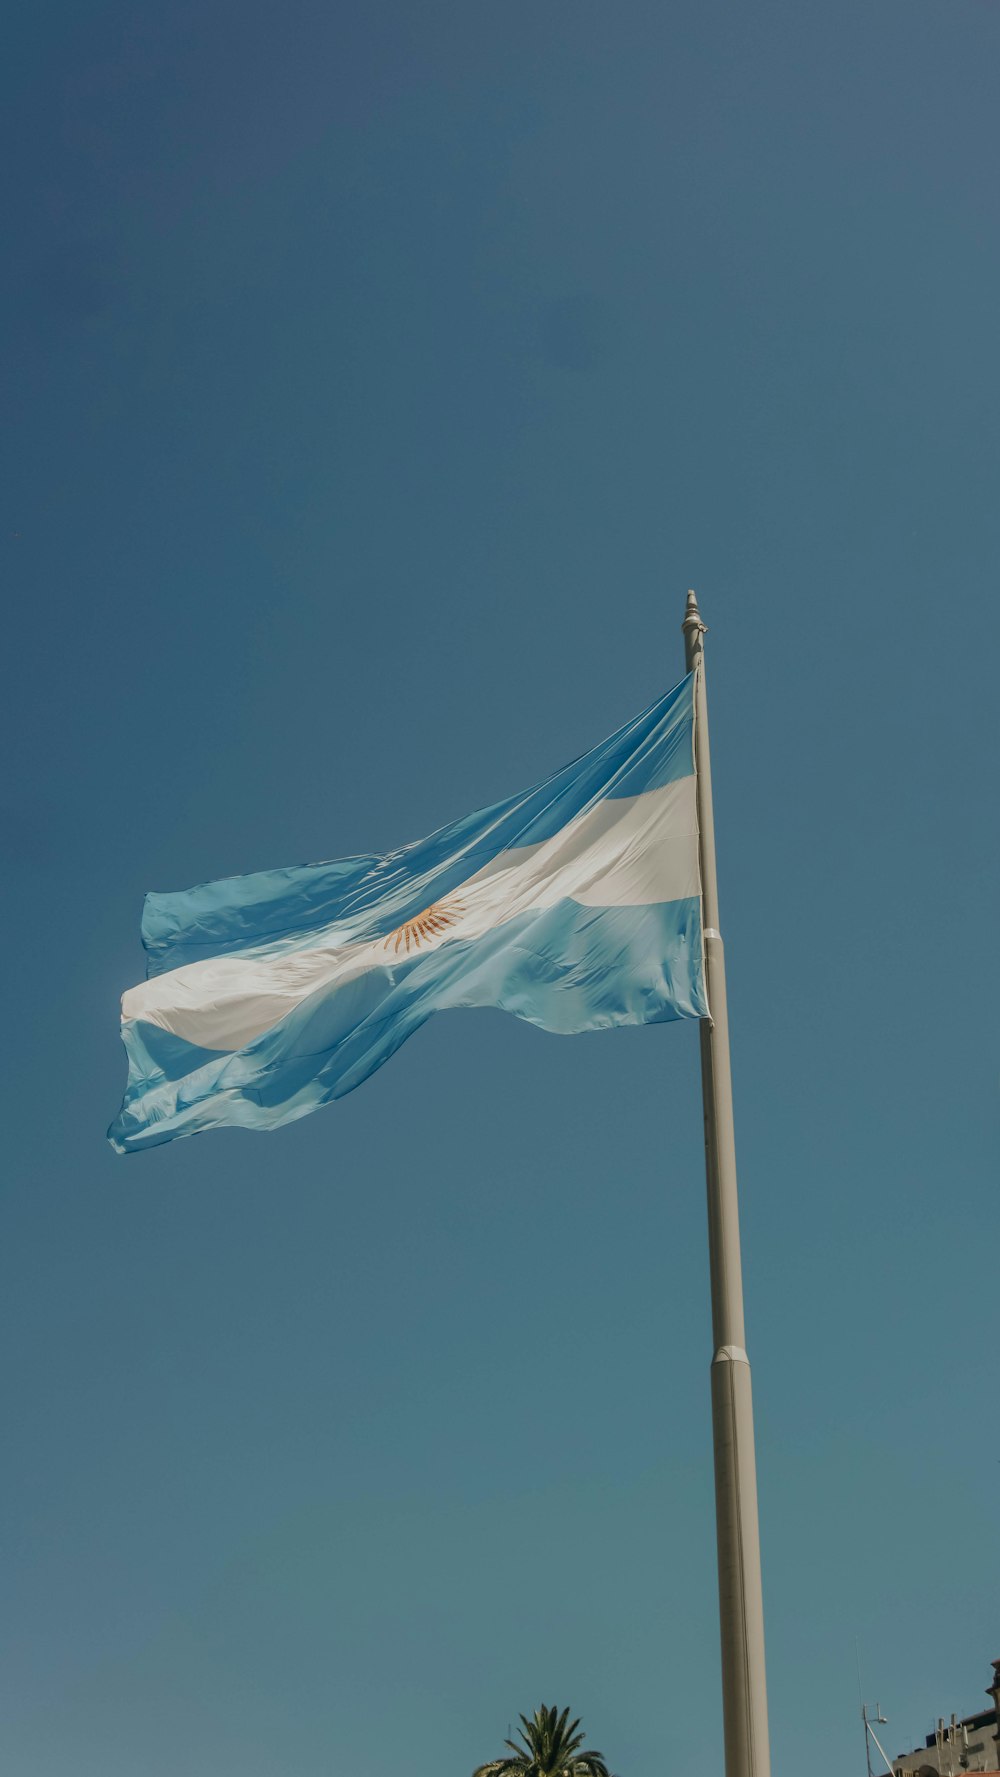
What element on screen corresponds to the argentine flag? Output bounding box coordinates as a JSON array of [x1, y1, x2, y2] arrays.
[[109, 675, 706, 1153]]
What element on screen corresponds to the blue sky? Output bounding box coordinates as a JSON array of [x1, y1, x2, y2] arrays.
[[2, 4, 997, 1775]]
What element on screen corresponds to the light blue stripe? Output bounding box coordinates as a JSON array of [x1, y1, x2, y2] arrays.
[[141, 674, 695, 977], [109, 895, 705, 1153]]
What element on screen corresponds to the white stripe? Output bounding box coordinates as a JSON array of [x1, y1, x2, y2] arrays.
[[122, 777, 699, 1052]]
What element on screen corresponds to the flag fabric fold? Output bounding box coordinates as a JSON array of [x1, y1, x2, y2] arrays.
[[109, 674, 706, 1153]]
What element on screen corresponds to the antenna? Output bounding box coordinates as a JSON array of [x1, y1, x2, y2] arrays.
[[857, 1641, 895, 1777], [858, 1642, 874, 1777]]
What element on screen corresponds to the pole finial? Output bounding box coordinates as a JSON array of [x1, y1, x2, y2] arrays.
[[682, 588, 705, 634], [681, 589, 706, 671]]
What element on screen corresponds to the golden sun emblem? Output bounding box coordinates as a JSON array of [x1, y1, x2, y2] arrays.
[[383, 898, 465, 955]]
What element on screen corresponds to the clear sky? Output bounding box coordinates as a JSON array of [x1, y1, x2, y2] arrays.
[[2, 5, 997, 1775]]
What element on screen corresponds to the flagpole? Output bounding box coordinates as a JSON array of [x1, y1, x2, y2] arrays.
[[682, 590, 771, 1777]]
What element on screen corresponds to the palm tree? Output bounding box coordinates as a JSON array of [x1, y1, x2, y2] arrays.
[[473, 1704, 613, 1777]]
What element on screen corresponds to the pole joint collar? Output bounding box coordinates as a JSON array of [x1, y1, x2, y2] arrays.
[[712, 1344, 749, 1367]]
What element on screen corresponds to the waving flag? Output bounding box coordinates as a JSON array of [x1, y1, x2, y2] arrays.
[[109, 674, 705, 1153]]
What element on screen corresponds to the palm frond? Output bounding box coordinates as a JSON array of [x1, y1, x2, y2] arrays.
[[474, 1703, 611, 1777]]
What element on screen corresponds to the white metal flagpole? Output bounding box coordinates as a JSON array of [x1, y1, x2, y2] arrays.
[[682, 590, 772, 1777]]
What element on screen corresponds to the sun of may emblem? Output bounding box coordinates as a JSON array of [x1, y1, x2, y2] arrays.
[[383, 898, 465, 955]]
